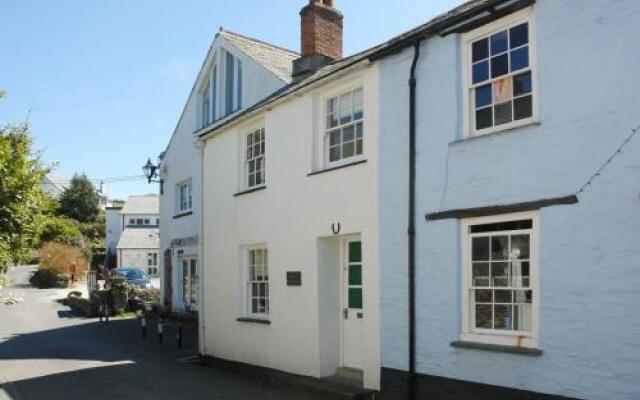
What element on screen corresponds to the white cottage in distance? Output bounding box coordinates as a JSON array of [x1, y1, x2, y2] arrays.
[[157, 27, 298, 314], [115, 194, 160, 277]]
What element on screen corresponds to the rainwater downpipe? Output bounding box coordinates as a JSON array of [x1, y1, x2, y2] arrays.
[[408, 39, 422, 400]]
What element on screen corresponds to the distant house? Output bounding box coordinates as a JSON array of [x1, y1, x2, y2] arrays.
[[41, 175, 109, 210], [115, 195, 160, 277]]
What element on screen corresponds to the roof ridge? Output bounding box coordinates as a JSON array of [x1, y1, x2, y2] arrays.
[[218, 27, 299, 56]]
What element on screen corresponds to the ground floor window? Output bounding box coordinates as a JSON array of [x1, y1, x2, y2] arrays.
[[245, 247, 269, 318], [461, 212, 539, 348], [147, 252, 159, 276], [181, 257, 198, 307]]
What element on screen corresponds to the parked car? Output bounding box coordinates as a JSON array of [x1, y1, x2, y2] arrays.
[[113, 268, 152, 289]]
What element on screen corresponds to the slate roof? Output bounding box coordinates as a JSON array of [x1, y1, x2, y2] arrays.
[[219, 29, 299, 83], [116, 228, 159, 250], [44, 175, 71, 191], [120, 195, 159, 215], [198, 0, 521, 138]]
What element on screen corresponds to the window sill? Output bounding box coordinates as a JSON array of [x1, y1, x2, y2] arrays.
[[308, 159, 367, 177], [173, 211, 193, 219], [234, 186, 267, 197], [236, 317, 271, 325], [454, 120, 540, 145], [450, 340, 542, 356]]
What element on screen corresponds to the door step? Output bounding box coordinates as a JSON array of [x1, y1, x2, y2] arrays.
[[327, 367, 364, 387]]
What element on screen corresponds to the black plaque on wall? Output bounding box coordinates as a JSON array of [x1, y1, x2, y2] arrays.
[[286, 271, 302, 286]]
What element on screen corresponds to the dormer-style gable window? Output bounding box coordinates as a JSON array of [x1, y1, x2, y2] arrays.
[[201, 81, 210, 128], [225, 51, 243, 116], [198, 50, 243, 130]]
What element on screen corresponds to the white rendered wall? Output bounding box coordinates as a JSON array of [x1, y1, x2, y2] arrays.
[[200, 65, 381, 389], [159, 36, 289, 312]]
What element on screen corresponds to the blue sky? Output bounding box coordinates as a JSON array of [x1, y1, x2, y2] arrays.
[[0, 0, 462, 200]]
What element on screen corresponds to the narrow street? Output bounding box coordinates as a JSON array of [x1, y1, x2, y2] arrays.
[[0, 266, 330, 400]]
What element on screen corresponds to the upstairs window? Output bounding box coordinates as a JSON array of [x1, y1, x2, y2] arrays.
[[464, 8, 536, 136], [326, 87, 364, 163], [176, 180, 193, 214], [245, 128, 265, 189]]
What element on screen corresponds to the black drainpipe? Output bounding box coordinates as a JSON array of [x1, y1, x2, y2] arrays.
[[408, 39, 422, 400]]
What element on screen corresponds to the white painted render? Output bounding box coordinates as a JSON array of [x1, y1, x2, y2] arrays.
[[159, 34, 289, 312], [200, 65, 381, 389], [118, 249, 154, 271], [105, 208, 123, 255]]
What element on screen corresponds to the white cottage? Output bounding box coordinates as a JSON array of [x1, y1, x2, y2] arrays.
[[196, 0, 383, 390], [115, 195, 160, 277], [158, 28, 298, 314]]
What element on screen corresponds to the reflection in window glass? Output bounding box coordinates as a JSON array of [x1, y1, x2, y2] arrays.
[[470, 22, 533, 133]]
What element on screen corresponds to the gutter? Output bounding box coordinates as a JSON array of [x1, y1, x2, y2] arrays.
[[407, 40, 422, 400]]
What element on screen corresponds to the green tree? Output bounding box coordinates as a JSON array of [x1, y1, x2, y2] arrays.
[[57, 173, 100, 223], [39, 216, 83, 245], [0, 120, 52, 271]]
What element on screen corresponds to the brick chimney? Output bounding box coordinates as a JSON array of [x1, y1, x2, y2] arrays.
[[292, 0, 343, 77]]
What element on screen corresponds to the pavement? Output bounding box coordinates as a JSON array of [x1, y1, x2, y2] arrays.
[[0, 266, 336, 400]]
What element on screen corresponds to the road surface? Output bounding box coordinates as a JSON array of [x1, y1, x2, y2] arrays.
[[0, 266, 329, 400]]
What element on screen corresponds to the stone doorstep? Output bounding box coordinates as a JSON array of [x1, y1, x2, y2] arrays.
[[201, 356, 377, 400]]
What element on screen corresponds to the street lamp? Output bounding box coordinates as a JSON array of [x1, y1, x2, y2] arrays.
[[142, 158, 159, 184]]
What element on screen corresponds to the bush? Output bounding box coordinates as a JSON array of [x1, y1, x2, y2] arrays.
[[35, 242, 88, 288], [39, 242, 88, 275], [39, 216, 83, 245], [78, 219, 105, 242], [0, 241, 10, 273], [30, 268, 59, 288], [91, 253, 106, 268]]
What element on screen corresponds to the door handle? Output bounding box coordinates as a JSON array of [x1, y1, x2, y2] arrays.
[[343, 308, 348, 319]]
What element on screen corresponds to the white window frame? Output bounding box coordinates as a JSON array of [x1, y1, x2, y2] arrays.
[[242, 245, 269, 319], [460, 211, 540, 349], [200, 81, 211, 129], [322, 85, 365, 167], [242, 126, 266, 190], [147, 252, 159, 277], [223, 50, 242, 116], [176, 179, 193, 214], [461, 6, 539, 138]]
